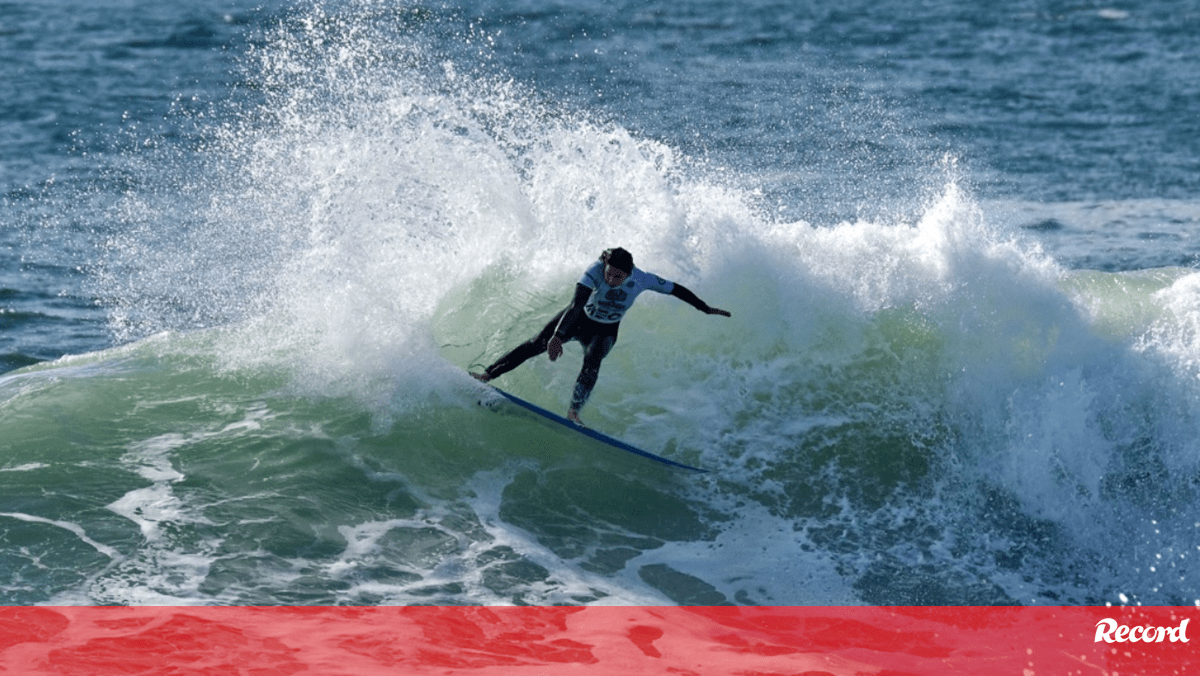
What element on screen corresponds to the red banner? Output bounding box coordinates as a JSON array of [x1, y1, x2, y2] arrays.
[[0, 605, 1195, 674]]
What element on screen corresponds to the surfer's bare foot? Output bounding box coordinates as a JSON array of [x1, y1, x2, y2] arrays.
[[470, 371, 492, 383], [567, 410, 585, 427]]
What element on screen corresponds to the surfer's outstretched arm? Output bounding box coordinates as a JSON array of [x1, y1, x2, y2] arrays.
[[670, 284, 731, 317]]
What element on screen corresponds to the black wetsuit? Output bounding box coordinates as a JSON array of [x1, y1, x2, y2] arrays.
[[481, 259, 715, 412]]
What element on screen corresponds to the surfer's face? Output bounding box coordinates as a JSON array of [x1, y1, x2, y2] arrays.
[[603, 265, 629, 286]]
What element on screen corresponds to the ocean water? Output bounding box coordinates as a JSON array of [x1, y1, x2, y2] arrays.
[[2, 0, 1200, 606]]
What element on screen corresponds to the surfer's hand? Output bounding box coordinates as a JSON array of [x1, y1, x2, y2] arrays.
[[706, 306, 731, 317], [547, 336, 564, 361]]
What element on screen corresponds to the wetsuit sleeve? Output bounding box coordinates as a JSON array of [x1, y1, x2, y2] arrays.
[[554, 284, 592, 340], [670, 283, 713, 313]]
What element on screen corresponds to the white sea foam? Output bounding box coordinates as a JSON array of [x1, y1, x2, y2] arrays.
[[0, 512, 122, 561]]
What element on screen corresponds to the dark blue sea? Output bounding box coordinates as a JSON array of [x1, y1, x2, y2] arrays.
[[2, 0, 1199, 606]]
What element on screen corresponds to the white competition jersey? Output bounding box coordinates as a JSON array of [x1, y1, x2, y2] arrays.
[[579, 260, 675, 324]]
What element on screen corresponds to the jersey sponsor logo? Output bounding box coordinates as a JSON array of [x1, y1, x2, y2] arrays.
[[585, 302, 623, 322], [605, 288, 628, 302]]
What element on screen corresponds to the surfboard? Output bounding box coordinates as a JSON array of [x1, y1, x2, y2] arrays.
[[475, 380, 708, 473]]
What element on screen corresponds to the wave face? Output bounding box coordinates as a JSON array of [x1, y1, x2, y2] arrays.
[[3, 0, 1200, 606]]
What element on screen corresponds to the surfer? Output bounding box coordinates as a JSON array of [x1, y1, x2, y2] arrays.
[[472, 247, 731, 426]]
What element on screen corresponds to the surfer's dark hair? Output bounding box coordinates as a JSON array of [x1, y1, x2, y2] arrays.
[[602, 247, 634, 273]]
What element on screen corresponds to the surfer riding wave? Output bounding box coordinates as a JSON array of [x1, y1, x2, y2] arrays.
[[472, 247, 731, 426]]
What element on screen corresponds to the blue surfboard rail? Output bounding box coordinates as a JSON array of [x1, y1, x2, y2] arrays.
[[480, 383, 708, 473]]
